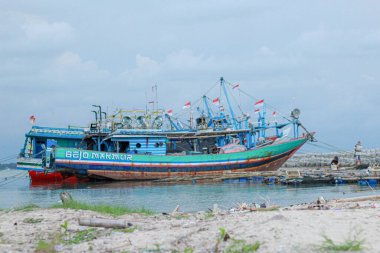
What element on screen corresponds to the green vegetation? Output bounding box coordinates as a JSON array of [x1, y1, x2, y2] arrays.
[[60, 221, 69, 233], [144, 244, 162, 252], [215, 227, 260, 253], [319, 234, 365, 252], [170, 248, 194, 253], [23, 217, 43, 224], [35, 234, 62, 253], [34, 221, 101, 252], [204, 211, 215, 220], [14, 204, 39, 212], [52, 201, 154, 216], [114, 227, 136, 233], [183, 247, 194, 253], [35, 239, 56, 253], [173, 213, 191, 220], [66, 228, 97, 245], [0, 232, 5, 244], [225, 240, 260, 253]]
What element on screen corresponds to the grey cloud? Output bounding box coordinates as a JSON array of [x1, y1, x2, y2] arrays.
[[1, 1, 380, 158]]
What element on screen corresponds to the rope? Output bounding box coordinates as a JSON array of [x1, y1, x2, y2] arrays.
[[0, 171, 28, 187], [225, 81, 293, 123], [306, 139, 380, 160], [0, 154, 18, 163]]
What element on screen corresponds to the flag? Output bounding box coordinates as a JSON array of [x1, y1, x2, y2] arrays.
[[167, 109, 173, 116], [254, 99, 264, 107], [232, 83, 240, 89], [212, 97, 220, 106], [183, 101, 191, 109], [29, 115, 36, 124], [254, 108, 260, 114], [273, 111, 277, 122]]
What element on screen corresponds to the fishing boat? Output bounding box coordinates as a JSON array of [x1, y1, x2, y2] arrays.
[[53, 135, 309, 180], [38, 77, 313, 181]]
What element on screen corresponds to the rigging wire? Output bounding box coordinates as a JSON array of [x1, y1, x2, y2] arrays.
[[0, 154, 18, 163], [224, 80, 294, 123], [227, 84, 245, 116], [306, 139, 379, 159], [0, 171, 28, 187]]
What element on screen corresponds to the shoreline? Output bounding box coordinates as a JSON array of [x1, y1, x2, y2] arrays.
[[1, 195, 380, 252]]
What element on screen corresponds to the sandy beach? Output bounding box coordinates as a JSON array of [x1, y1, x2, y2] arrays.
[[0, 196, 379, 253]]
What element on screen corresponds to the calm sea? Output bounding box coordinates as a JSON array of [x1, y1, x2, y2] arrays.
[[1, 169, 379, 212]]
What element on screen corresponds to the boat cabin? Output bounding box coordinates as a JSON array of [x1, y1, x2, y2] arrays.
[[20, 126, 85, 158], [103, 129, 167, 155]]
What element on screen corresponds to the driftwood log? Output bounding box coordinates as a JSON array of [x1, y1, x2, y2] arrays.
[[79, 217, 132, 229]]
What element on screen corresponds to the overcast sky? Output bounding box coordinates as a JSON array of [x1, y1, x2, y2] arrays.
[[1, 0, 379, 159]]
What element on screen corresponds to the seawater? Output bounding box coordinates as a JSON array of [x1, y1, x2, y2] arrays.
[[1, 169, 380, 212]]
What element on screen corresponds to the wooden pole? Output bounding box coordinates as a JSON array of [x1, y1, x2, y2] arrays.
[[79, 218, 132, 229]]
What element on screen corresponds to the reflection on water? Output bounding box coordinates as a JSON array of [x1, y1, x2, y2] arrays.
[[1, 170, 379, 212]]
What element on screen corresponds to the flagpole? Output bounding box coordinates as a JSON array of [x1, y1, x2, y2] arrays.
[[190, 106, 193, 129], [145, 91, 148, 114], [155, 84, 158, 115]]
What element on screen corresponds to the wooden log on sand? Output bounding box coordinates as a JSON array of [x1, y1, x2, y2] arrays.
[[79, 218, 132, 229]]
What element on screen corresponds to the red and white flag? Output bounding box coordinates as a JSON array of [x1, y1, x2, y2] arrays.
[[182, 101, 191, 109], [167, 109, 173, 116], [29, 115, 36, 124], [212, 97, 220, 106], [254, 99, 264, 108], [232, 83, 240, 89], [254, 108, 260, 114]]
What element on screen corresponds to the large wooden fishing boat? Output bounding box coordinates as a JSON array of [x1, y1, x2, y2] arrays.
[[52, 136, 309, 180], [17, 77, 313, 182]]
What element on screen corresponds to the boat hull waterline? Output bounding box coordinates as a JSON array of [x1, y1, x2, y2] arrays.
[[53, 137, 308, 180]]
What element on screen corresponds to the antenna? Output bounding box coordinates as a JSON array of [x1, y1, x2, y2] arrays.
[[92, 105, 102, 123], [91, 111, 98, 122]]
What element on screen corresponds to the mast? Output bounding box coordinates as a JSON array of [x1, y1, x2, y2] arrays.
[[202, 95, 214, 128], [220, 77, 238, 130], [189, 107, 193, 129]]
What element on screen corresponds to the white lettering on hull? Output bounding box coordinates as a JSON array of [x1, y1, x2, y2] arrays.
[[65, 150, 133, 162]]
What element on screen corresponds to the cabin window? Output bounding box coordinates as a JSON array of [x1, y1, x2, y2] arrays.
[[136, 143, 141, 149], [119, 142, 129, 153], [35, 139, 46, 158]]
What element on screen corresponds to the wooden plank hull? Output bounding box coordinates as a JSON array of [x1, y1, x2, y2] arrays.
[[53, 137, 308, 181]]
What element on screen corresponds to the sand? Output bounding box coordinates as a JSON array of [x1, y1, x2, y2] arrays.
[[0, 196, 380, 253]]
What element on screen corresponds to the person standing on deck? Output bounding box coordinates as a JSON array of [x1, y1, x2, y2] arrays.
[[354, 141, 362, 165], [330, 156, 340, 170]]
